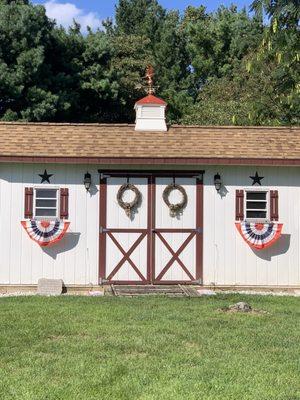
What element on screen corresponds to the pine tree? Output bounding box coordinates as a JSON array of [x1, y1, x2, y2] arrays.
[[0, 1, 60, 120]]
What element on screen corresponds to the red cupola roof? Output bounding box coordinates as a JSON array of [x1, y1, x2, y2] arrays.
[[135, 94, 167, 106]]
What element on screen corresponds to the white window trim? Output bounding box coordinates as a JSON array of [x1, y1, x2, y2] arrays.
[[244, 188, 270, 222], [33, 186, 60, 220]]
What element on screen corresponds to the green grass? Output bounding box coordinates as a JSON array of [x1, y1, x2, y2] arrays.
[[0, 295, 299, 400]]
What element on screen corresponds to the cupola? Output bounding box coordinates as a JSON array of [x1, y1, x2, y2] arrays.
[[134, 66, 167, 132]]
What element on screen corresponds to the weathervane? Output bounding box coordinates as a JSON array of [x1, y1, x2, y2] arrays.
[[145, 65, 155, 94]]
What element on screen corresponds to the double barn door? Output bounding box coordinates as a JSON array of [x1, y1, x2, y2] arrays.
[[99, 173, 203, 284]]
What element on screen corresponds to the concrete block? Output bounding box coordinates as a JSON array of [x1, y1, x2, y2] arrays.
[[37, 278, 64, 296]]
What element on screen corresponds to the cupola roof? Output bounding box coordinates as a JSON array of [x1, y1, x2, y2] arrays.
[[135, 94, 167, 106]]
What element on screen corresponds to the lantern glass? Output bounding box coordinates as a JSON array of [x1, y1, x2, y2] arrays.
[[84, 172, 92, 191], [214, 173, 222, 192]]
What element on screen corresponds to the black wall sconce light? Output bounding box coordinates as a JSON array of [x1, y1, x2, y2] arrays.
[[214, 173, 222, 192], [84, 172, 92, 192]]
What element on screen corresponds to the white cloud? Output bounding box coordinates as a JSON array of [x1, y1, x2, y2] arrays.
[[43, 1, 102, 32]]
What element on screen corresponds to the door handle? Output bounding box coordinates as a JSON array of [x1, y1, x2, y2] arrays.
[[100, 227, 110, 234]]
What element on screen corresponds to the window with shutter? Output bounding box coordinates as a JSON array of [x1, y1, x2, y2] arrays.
[[34, 188, 59, 218], [245, 191, 268, 221], [24, 187, 69, 220], [236, 189, 279, 222]]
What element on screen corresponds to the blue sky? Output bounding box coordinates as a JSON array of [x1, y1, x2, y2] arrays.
[[34, 1, 253, 32]]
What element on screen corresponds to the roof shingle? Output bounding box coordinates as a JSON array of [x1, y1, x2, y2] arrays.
[[0, 122, 299, 165]]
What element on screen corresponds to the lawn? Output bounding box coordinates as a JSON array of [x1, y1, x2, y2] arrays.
[[0, 295, 299, 400]]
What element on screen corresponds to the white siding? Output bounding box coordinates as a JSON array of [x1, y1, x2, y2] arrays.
[[1, 163, 300, 287], [0, 164, 99, 285], [203, 166, 300, 286]]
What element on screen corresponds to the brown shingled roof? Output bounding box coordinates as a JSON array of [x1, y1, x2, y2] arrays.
[[0, 122, 299, 166]]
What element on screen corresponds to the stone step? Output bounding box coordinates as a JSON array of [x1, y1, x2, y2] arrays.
[[109, 284, 199, 297]]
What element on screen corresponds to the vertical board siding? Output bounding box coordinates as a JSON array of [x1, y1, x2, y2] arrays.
[[0, 167, 12, 284], [10, 166, 23, 284], [0, 164, 99, 285], [203, 166, 300, 286], [1, 164, 300, 287], [21, 165, 34, 284]]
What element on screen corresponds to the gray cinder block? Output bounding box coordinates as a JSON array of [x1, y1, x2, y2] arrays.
[[37, 278, 64, 296]]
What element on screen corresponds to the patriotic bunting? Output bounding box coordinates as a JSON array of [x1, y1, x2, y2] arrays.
[[235, 222, 283, 250], [21, 220, 70, 247]]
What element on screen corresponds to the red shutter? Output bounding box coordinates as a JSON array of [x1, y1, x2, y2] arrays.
[[235, 190, 244, 221], [270, 190, 279, 221], [60, 188, 69, 219], [24, 187, 33, 219]]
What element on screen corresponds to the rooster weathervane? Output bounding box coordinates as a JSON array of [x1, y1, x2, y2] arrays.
[[145, 65, 155, 94]]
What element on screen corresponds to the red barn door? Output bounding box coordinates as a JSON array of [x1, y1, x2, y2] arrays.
[[99, 173, 203, 285]]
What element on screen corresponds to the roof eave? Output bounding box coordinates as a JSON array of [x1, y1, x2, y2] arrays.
[[0, 155, 299, 167]]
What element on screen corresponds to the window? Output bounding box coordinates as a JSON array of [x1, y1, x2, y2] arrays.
[[34, 188, 58, 219], [245, 191, 268, 221]]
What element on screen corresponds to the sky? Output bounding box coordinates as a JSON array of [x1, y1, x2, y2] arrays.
[[34, 0, 253, 32]]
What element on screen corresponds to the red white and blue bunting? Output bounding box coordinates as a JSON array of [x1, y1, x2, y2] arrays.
[[21, 220, 70, 247], [235, 222, 283, 250]]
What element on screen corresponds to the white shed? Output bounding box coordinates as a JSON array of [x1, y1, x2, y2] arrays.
[[0, 98, 299, 290]]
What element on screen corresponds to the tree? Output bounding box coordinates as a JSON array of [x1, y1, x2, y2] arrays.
[[115, 0, 165, 44], [46, 23, 85, 121], [0, 0, 298, 125], [114, 1, 193, 122], [184, 5, 263, 86], [80, 30, 124, 122], [181, 55, 299, 126], [0, 1, 57, 120], [248, 0, 300, 124], [251, 0, 299, 27]]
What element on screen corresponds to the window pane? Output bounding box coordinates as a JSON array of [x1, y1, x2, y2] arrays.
[[246, 192, 266, 200], [246, 201, 267, 210], [246, 211, 267, 219], [36, 199, 57, 208], [35, 208, 57, 217], [36, 189, 57, 199]]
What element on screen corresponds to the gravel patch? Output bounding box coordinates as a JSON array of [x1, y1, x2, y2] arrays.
[[219, 290, 300, 297], [1, 289, 300, 298], [0, 292, 36, 297]]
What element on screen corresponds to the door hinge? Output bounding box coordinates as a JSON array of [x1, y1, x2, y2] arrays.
[[99, 278, 109, 285], [99, 173, 111, 180], [100, 227, 110, 234], [193, 172, 205, 180], [195, 228, 203, 234], [192, 278, 202, 285]]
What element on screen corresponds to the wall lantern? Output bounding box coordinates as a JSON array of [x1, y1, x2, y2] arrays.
[[214, 173, 222, 192], [84, 172, 92, 192]]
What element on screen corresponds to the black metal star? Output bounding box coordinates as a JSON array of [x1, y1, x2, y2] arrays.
[[39, 170, 53, 184], [250, 171, 264, 186]]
